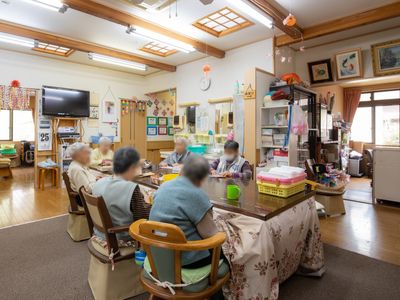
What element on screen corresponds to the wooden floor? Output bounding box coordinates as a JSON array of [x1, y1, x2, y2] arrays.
[[0, 168, 69, 228], [343, 177, 373, 204], [1, 168, 399, 266]]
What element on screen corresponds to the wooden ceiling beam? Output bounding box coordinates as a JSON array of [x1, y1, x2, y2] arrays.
[[0, 20, 176, 72], [247, 0, 303, 39], [275, 2, 400, 47], [63, 0, 225, 58]]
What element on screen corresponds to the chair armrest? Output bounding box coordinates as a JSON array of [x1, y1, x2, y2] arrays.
[[108, 225, 131, 234]]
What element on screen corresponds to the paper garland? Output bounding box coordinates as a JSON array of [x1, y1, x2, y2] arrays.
[[120, 97, 146, 115], [0, 85, 36, 110]]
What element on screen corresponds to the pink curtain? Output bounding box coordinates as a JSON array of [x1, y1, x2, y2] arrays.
[[343, 88, 362, 123]]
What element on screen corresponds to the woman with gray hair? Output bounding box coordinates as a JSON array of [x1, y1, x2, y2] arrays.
[[67, 142, 97, 194], [159, 137, 191, 167], [90, 136, 114, 166]]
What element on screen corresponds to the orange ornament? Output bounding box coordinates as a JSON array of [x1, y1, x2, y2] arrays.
[[202, 64, 211, 75], [283, 13, 296, 27]]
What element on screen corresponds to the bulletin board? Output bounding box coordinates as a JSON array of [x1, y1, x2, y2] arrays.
[[145, 88, 176, 140]]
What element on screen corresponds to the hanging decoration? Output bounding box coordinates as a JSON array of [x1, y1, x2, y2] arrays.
[[120, 97, 146, 116], [0, 85, 36, 110], [202, 64, 211, 77], [283, 13, 297, 27], [10, 80, 20, 88]]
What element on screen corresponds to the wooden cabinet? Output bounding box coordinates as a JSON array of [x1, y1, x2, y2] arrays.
[[146, 141, 174, 164], [120, 108, 147, 158]]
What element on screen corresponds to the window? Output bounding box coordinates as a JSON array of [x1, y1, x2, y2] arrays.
[[140, 41, 177, 57], [192, 7, 253, 37], [0, 110, 35, 141], [351, 89, 400, 145], [33, 41, 74, 57]]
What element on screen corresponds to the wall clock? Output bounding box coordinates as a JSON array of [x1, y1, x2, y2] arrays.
[[199, 76, 211, 91]]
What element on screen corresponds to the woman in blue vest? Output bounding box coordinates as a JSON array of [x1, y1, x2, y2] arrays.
[[92, 147, 151, 241]]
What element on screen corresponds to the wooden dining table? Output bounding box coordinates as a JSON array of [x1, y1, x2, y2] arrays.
[[90, 165, 324, 300], [133, 168, 315, 221]]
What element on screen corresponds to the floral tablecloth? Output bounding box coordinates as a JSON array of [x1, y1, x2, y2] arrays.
[[213, 197, 324, 300]]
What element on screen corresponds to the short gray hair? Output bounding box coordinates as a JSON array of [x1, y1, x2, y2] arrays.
[[175, 137, 189, 146], [67, 142, 90, 158], [99, 136, 112, 145], [182, 154, 209, 183]]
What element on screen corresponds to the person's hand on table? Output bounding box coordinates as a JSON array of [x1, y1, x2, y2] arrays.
[[172, 163, 182, 168], [159, 162, 168, 167], [221, 171, 233, 178], [101, 160, 112, 166], [210, 169, 217, 175]]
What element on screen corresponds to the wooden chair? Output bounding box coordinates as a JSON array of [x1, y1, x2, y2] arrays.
[[38, 166, 59, 190], [249, 163, 255, 180], [62, 172, 90, 241], [129, 219, 230, 299], [0, 159, 12, 178], [80, 189, 144, 300]]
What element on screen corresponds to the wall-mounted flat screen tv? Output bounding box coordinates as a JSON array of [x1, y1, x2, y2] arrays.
[[42, 86, 90, 117]]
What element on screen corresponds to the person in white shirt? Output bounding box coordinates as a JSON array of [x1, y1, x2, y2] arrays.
[[67, 142, 97, 194], [90, 137, 114, 166]]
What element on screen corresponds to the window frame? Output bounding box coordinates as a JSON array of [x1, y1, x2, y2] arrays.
[[0, 110, 35, 141], [355, 89, 400, 146]]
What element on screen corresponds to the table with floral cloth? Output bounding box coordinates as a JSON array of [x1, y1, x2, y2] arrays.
[[213, 197, 324, 300]]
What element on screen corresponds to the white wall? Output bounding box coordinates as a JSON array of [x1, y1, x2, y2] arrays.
[[145, 38, 274, 110], [294, 27, 400, 83], [0, 49, 146, 142]]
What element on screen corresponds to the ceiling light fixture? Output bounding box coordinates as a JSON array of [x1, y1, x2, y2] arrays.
[[225, 0, 272, 28], [24, 0, 68, 13], [88, 53, 147, 71], [0, 33, 35, 48], [126, 25, 196, 54]]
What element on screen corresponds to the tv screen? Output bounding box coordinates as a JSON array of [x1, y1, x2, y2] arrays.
[[187, 106, 196, 124], [42, 86, 90, 117]]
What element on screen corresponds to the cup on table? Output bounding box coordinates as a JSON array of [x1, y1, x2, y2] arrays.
[[227, 184, 241, 200]]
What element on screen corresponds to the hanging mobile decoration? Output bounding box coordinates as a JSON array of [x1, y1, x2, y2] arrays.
[[283, 13, 297, 27]]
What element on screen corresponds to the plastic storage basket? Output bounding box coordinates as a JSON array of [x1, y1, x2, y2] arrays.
[[257, 180, 306, 198]]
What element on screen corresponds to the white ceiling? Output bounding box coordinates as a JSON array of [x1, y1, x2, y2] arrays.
[[274, 0, 399, 27], [0, 0, 398, 75]]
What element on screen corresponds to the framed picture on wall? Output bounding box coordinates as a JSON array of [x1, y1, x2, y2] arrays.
[[147, 116, 158, 126], [307, 59, 333, 84], [168, 127, 174, 136], [158, 117, 168, 126], [158, 126, 167, 135], [371, 39, 400, 76], [147, 126, 157, 136], [335, 48, 363, 80]]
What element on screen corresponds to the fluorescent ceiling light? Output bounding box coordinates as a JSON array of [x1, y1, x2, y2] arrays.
[[225, 0, 273, 28], [24, 0, 68, 13], [88, 53, 147, 71], [126, 26, 196, 54], [0, 33, 35, 48]]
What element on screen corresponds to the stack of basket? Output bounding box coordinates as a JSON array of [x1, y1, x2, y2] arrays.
[[256, 166, 307, 198]]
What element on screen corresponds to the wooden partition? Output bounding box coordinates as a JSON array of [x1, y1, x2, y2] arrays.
[[146, 140, 175, 164], [119, 106, 147, 158]]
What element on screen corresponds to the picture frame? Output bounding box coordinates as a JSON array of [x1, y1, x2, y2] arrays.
[[89, 106, 99, 119], [147, 116, 158, 126], [335, 48, 363, 80], [307, 59, 333, 84], [147, 126, 157, 136], [168, 127, 174, 136], [158, 117, 168, 126], [371, 39, 400, 76], [158, 126, 167, 135]]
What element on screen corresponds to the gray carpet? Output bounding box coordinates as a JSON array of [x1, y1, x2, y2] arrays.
[[1, 216, 400, 300]]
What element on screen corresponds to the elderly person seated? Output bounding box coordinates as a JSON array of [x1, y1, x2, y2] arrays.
[[159, 137, 191, 167], [67, 142, 97, 194], [92, 147, 151, 241], [91, 137, 114, 166], [210, 140, 252, 180], [150, 155, 221, 268]]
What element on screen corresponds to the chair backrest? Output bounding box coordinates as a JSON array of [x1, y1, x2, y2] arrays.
[[78, 186, 94, 236], [62, 171, 80, 212], [80, 189, 120, 254], [130, 219, 226, 286], [249, 164, 255, 180]]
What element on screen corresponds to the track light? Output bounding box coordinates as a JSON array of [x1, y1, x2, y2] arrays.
[[225, 0, 272, 28], [88, 53, 147, 71], [24, 0, 68, 13], [126, 25, 196, 54], [0, 33, 35, 48]]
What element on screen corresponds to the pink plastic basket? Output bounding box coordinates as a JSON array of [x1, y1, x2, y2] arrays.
[[256, 173, 306, 185]]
